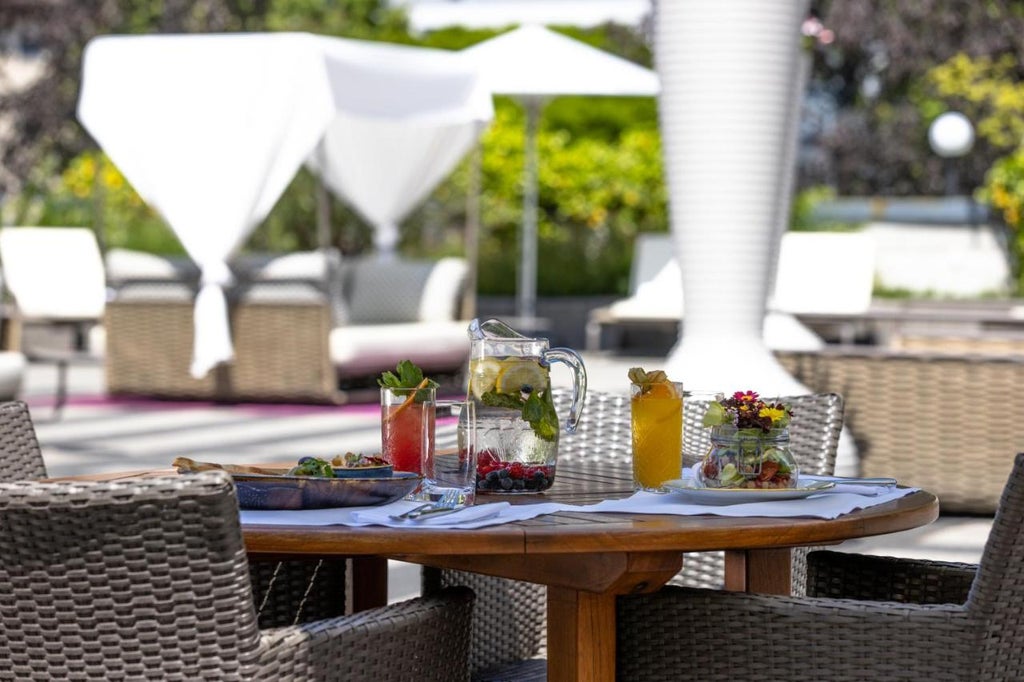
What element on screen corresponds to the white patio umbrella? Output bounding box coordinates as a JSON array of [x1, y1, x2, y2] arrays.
[[463, 24, 659, 322], [78, 32, 490, 378]]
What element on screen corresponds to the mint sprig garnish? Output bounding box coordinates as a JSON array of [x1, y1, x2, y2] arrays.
[[378, 360, 438, 402]]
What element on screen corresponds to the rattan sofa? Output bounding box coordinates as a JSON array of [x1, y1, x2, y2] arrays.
[[777, 345, 1024, 514], [103, 248, 472, 403]]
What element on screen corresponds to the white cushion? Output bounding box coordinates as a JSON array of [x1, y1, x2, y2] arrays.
[[418, 257, 468, 322], [770, 232, 876, 316], [0, 227, 107, 321], [607, 260, 683, 320], [236, 250, 335, 282], [0, 352, 26, 399], [329, 321, 470, 378], [105, 248, 197, 282]]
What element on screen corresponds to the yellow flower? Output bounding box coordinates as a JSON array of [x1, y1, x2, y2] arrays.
[[759, 407, 786, 425]]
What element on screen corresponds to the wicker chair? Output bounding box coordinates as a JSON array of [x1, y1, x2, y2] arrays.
[[616, 452, 1024, 682], [0, 470, 474, 681], [0, 400, 47, 480], [429, 389, 844, 681], [0, 399, 345, 631]]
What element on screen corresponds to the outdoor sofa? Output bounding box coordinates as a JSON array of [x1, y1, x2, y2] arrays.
[[776, 344, 1024, 514], [103, 248, 472, 403]]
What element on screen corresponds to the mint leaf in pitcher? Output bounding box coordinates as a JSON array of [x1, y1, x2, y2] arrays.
[[523, 391, 559, 442], [481, 390, 524, 411]]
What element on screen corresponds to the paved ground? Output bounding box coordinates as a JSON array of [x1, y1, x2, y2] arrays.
[[20, 352, 989, 601]]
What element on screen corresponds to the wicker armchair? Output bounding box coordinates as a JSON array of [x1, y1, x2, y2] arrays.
[[0, 471, 474, 681], [616, 452, 1024, 682], [0, 399, 345, 632], [0, 400, 47, 480], [429, 390, 844, 681]]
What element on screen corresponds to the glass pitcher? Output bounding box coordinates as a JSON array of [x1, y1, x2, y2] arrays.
[[463, 318, 587, 493]]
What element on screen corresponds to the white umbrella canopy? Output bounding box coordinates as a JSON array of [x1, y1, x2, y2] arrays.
[[462, 24, 659, 321], [78, 32, 491, 378]]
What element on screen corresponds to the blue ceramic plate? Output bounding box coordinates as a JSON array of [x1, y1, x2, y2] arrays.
[[232, 470, 419, 510], [331, 464, 394, 479]]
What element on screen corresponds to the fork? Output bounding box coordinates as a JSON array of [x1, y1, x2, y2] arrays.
[[391, 489, 463, 521]]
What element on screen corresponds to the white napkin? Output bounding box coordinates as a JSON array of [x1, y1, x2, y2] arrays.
[[577, 487, 918, 520], [240, 499, 575, 529]]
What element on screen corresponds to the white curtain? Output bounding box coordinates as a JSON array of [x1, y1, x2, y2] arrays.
[[308, 37, 493, 256], [308, 116, 487, 255], [78, 33, 335, 377], [78, 32, 491, 377]]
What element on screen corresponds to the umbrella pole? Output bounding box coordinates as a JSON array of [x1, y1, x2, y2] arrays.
[[517, 96, 544, 322], [464, 141, 482, 319]]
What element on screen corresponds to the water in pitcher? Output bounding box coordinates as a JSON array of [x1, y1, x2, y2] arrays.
[[465, 355, 559, 492], [462, 319, 587, 494]]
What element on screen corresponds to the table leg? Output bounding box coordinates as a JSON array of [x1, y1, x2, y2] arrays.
[[350, 556, 388, 612], [723, 548, 792, 594], [547, 587, 616, 682]]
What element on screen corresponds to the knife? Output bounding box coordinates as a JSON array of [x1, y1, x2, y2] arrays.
[[817, 476, 898, 487]]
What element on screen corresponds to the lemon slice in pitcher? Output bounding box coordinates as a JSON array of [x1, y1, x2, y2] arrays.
[[495, 359, 548, 395], [469, 357, 503, 399]]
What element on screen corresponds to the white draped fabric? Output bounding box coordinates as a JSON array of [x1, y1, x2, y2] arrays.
[[308, 116, 488, 256], [78, 32, 492, 377]]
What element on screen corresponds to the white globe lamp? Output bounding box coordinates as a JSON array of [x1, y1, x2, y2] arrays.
[[928, 112, 974, 159], [928, 112, 974, 195]]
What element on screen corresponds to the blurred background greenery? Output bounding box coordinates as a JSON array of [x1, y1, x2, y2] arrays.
[[2, 0, 1024, 295]]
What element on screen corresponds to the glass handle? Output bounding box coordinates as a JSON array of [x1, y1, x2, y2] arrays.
[[543, 347, 588, 433]]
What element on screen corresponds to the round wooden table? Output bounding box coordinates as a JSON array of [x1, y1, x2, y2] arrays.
[[239, 463, 939, 682], [63, 463, 938, 682]]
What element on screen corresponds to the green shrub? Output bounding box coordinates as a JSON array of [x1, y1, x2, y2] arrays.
[[979, 152, 1024, 294], [2, 151, 182, 254], [404, 102, 667, 296]]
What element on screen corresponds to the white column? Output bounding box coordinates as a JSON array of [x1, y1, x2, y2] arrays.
[[656, 0, 811, 395]]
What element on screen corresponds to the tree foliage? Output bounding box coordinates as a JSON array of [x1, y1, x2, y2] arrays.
[[1, 2, 660, 295], [807, 0, 1024, 196]]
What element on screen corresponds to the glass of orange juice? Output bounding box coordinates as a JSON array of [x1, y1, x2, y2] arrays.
[[630, 376, 683, 493]]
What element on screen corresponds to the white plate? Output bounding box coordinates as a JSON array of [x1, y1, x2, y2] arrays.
[[662, 479, 835, 505]]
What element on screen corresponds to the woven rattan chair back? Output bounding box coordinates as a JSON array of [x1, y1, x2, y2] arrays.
[[0, 400, 46, 480], [970, 452, 1024, 673], [0, 471, 263, 678], [433, 389, 844, 680], [679, 392, 843, 474], [554, 390, 843, 476]]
